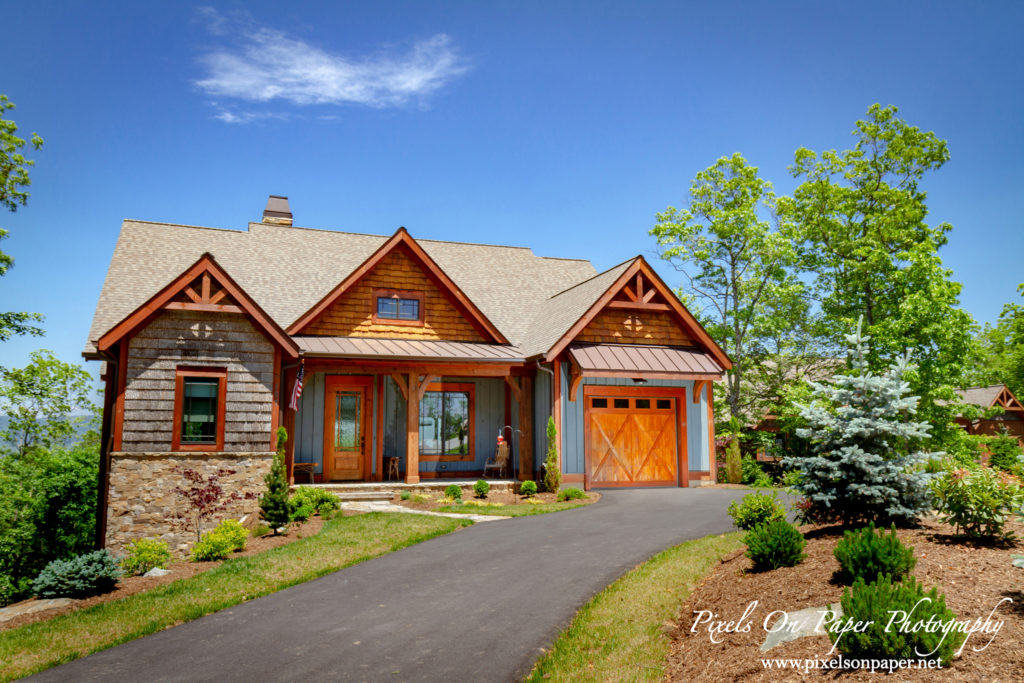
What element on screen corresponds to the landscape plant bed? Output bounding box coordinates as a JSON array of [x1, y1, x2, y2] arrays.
[[0, 512, 470, 682], [394, 488, 600, 516], [666, 519, 1023, 681], [0, 516, 327, 633]]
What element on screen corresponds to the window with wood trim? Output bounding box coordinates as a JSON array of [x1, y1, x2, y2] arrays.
[[172, 367, 227, 451], [373, 288, 424, 325], [418, 382, 474, 461]]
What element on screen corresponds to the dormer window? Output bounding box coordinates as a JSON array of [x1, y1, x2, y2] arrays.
[[373, 289, 424, 326]]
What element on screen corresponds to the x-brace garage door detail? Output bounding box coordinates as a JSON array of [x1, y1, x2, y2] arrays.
[[583, 386, 687, 487]]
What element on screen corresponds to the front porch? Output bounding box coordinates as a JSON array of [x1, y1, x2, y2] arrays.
[[281, 351, 538, 486], [291, 478, 519, 500]]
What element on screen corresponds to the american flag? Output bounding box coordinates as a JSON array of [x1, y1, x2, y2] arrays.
[[288, 364, 305, 410]]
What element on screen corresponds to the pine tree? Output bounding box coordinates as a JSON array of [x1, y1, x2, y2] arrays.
[[791, 320, 936, 525], [260, 427, 291, 533]]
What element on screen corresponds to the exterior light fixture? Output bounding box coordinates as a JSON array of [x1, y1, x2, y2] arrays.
[[632, 378, 648, 385]]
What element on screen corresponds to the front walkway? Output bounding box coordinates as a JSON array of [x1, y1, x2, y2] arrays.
[[339, 499, 508, 523], [31, 488, 750, 682]]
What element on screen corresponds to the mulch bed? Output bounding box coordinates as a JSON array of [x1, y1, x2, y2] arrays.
[[393, 489, 599, 510], [667, 518, 1024, 681], [0, 515, 330, 633]]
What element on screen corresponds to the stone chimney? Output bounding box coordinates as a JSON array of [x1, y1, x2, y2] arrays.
[[262, 195, 292, 226]]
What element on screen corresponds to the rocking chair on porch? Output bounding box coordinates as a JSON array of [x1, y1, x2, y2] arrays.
[[483, 439, 511, 479]]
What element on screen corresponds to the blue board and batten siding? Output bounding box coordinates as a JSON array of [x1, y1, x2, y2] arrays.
[[556, 362, 710, 476], [294, 373, 516, 476]]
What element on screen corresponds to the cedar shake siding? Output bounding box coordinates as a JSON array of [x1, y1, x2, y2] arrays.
[[302, 245, 487, 342], [121, 309, 275, 452], [577, 309, 695, 346]]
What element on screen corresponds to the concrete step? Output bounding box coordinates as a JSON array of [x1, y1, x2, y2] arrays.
[[327, 491, 395, 502]]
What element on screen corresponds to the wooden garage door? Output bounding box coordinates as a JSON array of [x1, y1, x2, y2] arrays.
[[586, 391, 680, 486]]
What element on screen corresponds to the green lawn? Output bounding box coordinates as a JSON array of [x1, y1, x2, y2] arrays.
[[437, 500, 591, 517], [527, 532, 744, 682], [0, 512, 470, 682]]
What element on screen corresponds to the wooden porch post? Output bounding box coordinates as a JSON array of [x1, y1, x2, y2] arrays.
[[706, 383, 716, 483], [283, 365, 297, 484], [405, 373, 421, 484], [518, 375, 534, 480], [552, 361, 562, 474]]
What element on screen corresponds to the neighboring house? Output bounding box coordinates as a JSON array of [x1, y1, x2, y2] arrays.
[[84, 196, 731, 549], [953, 384, 1024, 445]]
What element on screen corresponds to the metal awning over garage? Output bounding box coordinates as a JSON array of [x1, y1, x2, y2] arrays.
[[568, 343, 724, 379]]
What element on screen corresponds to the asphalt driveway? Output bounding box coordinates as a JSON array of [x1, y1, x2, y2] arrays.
[[32, 487, 749, 682]]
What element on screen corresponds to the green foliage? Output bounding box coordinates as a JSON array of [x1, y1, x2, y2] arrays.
[[0, 445, 98, 605], [289, 486, 340, 516], [444, 484, 462, 500], [189, 531, 237, 562], [743, 519, 806, 571], [473, 479, 490, 498], [544, 416, 561, 493], [943, 430, 986, 469], [410, 493, 430, 504], [779, 469, 802, 490], [0, 351, 95, 455], [211, 519, 248, 551], [400, 490, 412, 501], [784, 104, 974, 446], [290, 504, 314, 522], [740, 456, 772, 488], [520, 480, 538, 497], [260, 428, 291, 533], [557, 487, 587, 501], [32, 550, 120, 599], [120, 538, 172, 577], [790, 321, 936, 525], [833, 524, 916, 584], [725, 437, 742, 484], [831, 575, 964, 666], [968, 285, 1024, 400], [651, 153, 814, 422], [932, 467, 1024, 541], [0, 94, 45, 342], [986, 431, 1022, 472], [728, 491, 786, 531]]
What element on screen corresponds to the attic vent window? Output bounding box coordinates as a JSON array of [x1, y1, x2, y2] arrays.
[[373, 289, 424, 326]]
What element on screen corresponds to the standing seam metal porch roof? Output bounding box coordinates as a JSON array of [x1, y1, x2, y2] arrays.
[[569, 344, 724, 376], [294, 337, 525, 363]]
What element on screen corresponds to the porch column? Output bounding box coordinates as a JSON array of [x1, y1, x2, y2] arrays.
[[706, 382, 716, 482], [283, 365, 297, 484], [405, 373, 420, 484], [518, 375, 534, 480]]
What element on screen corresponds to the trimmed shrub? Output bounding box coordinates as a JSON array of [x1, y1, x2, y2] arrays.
[[120, 538, 172, 576], [260, 428, 291, 533], [557, 487, 587, 502], [520, 480, 538, 497], [473, 479, 490, 498], [833, 523, 916, 584], [212, 519, 249, 551], [190, 531, 236, 562], [728, 491, 786, 531], [744, 520, 806, 571], [290, 486, 340, 516], [33, 550, 121, 598], [932, 467, 1024, 540], [830, 575, 964, 666], [400, 490, 412, 501], [987, 431, 1023, 472], [290, 504, 315, 523], [543, 416, 562, 493], [444, 484, 463, 500], [725, 438, 742, 484]]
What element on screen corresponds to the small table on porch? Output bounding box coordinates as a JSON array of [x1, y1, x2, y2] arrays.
[[293, 462, 316, 484]]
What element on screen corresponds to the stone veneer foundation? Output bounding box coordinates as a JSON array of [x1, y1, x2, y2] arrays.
[[105, 452, 274, 554]]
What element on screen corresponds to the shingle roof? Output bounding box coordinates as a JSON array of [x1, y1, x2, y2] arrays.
[[957, 385, 1006, 407], [84, 219, 601, 357]]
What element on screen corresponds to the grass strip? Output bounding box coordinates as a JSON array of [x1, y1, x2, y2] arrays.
[[437, 501, 590, 517], [527, 532, 743, 682], [0, 512, 469, 682]]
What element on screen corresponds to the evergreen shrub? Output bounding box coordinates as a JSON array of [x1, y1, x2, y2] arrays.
[[260, 428, 291, 533], [473, 479, 490, 498], [833, 523, 916, 584], [290, 486, 340, 516], [728, 491, 786, 531], [444, 484, 463, 500], [33, 550, 121, 598], [743, 520, 806, 571], [520, 480, 538, 497], [557, 487, 587, 501]]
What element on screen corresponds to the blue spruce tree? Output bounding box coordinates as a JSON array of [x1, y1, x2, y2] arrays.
[[792, 320, 936, 525]]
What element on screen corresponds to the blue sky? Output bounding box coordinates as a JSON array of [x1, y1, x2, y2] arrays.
[[1, 1, 1022, 373]]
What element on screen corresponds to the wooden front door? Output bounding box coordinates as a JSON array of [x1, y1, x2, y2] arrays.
[[585, 388, 683, 487], [323, 376, 373, 481]]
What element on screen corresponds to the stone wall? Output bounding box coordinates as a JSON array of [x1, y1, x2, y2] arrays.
[[122, 308, 275, 452], [105, 452, 274, 554]]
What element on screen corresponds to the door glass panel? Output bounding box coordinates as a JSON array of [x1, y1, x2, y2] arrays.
[[334, 391, 361, 450]]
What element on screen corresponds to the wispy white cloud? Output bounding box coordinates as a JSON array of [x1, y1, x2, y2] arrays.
[[194, 9, 469, 119]]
